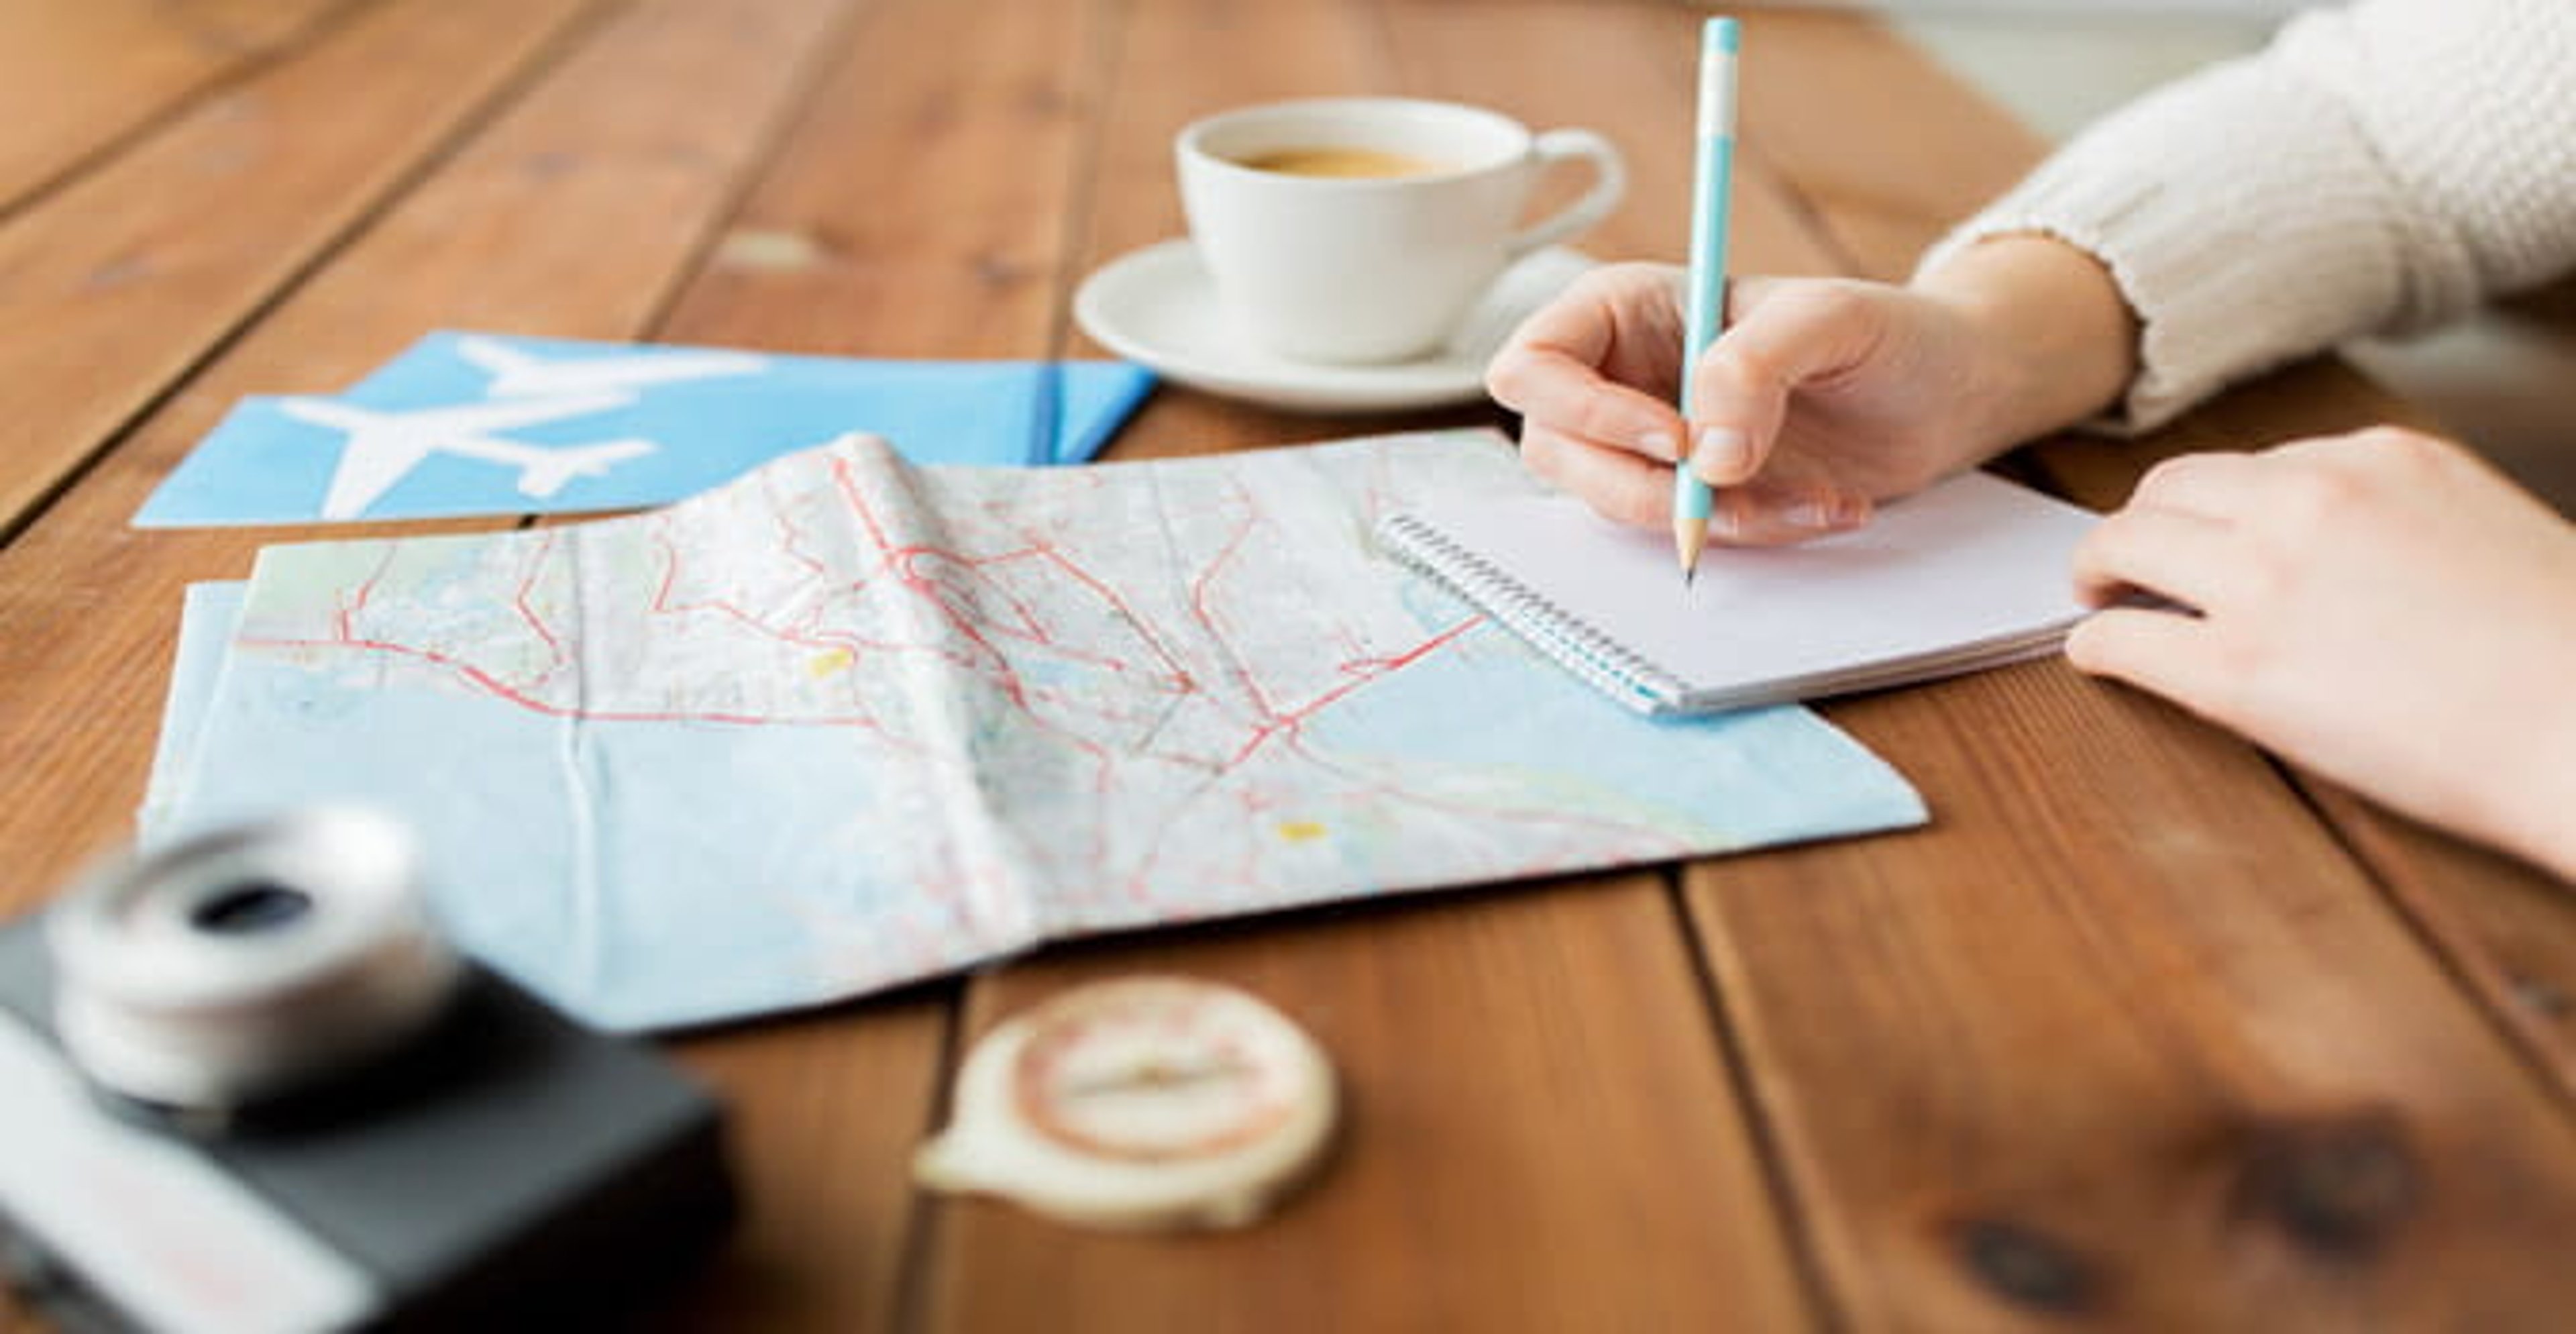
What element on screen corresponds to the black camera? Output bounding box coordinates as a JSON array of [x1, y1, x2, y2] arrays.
[[0, 809, 735, 1331]]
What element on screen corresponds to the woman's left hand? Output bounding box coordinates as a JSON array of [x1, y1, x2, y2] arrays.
[[2068, 427, 2576, 880]]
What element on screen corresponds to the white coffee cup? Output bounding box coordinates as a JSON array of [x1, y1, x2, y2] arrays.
[[1177, 97, 1626, 365]]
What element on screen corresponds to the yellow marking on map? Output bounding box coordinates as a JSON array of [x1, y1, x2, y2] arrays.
[[1275, 821, 1328, 843], [807, 648, 853, 678]]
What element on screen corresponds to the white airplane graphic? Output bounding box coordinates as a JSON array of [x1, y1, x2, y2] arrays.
[[458, 334, 766, 399], [283, 394, 657, 519]]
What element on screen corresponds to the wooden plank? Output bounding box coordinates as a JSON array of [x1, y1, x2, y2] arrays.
[[0, 0, 594, 540], [1692, 667, 2576, 1328], [1671, 9, 2576, 1326], [1731, 9, 2045, 285], [0, 3, 948, 1329], [2324, 791, 2576, 1106], [1382, 0, 1838, 280], [923, 889, 1818, 1332], [0, 0, 853, 900], [1742, 0, 2576, 1071], [653, 0, 1105, 358], [1733, 8, 2576, 1112], [636, 0, 1145, 1326], [0, 0, 358, 215], [916, 3, 1816, 1330], [657, 1000, 950, 1333], [2032, 361, 2576, 1113]]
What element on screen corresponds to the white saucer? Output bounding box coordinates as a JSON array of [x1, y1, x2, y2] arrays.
[[1073, 240, 1595, 414]]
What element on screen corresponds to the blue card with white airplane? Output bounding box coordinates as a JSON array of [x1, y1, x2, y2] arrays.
[[132, 331, 1157, 526]]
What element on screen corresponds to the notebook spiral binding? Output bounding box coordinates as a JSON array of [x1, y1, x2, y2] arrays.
[[1378, 513, 1686, 715]]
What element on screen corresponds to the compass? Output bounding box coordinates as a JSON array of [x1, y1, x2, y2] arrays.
[[913, 976, 1338, 1230]]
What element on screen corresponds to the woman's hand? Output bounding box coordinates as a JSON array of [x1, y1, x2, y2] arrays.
[[2069, 427, 2576, 880], [1483, 238, 2137, 545]]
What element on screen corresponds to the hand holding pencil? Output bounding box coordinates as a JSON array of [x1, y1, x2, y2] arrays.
[[1487, 250, 2102, 546], [1487, 25, 2125, 554]]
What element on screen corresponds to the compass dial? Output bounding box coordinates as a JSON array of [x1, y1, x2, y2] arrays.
[[914, 976, 1338, 1230], [1012, 979, 1308, 1161]]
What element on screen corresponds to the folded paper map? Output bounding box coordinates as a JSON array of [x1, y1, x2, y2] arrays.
[[154, 429, 1925, 1030]]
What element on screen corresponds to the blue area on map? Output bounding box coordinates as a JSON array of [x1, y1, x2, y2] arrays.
[[140, 582, 248, 833], [161, 659, 933, 1027]]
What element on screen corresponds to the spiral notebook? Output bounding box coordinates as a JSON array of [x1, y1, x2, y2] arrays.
[[1379, 470, 2100, 715]]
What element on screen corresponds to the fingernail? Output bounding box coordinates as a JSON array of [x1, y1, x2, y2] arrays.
[[1786, 499, 1834, 529], [1830, 495, 1870, 527], [1639, 430, 1678, 461], [1693, 426, 1750, 477]]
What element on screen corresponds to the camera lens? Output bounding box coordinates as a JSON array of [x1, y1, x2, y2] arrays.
[[46, 808, 463, 1113], [189, 881, 314, 935]]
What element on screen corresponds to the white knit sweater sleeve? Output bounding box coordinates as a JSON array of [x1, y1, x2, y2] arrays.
[[1915, 0, 2576, 433]]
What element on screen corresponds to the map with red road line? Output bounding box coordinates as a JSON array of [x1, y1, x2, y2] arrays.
[[157, 430, 1923, 1029]]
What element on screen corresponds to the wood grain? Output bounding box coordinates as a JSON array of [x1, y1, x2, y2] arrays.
[[1729, 6, 2576, 1116], [655, 0, 1103, 358], [0, 0, 596, 540], [655, 998, 949, 1334], [1, 5, 2569, 1331], [1696, 666, 2576, 1329], [916, 2, 1817, 1330], [1730, 7, 2045, 286], [0, 0, 358, 215], [640, 0, 1148, 1325], [0, 0, 851, 904], [2029, 368, 2576, 1112], [1677, 9, 2576, 1327], [0, 9, 945, 1329], [1738, 0, 2576, 1062], [922, 887, 1819, 1332]]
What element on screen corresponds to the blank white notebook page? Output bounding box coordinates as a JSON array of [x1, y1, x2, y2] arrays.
[[1383, 470, 2100, 711]]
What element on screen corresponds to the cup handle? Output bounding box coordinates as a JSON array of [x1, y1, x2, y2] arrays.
[[1506, 128, 1627, 258]]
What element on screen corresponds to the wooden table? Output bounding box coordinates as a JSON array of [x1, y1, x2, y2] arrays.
[[4, 1, 2573, 1329]]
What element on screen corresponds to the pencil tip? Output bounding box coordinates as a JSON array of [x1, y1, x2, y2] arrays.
[[1682, 566, 1696, 588]]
